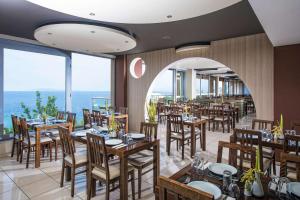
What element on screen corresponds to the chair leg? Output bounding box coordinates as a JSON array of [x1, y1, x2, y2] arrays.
[[222, 122, 225, 133], [11, 138, 15, 157], [138, 168, 142, 199], [176, 140, 179, 151], [273, 157, 276, 175], [181, 141, 184, 160], [16, 141, 20, 161], [55, 141, 58, 161], [49, 143, 52, 162], [105, 181, 110, 200], [20, 143, 23, 163], [26, 146, 30, 168], [60, 161, 65, 187], [131, 171, 135, 200], [71, 166, 75, 197], [87, 175, 92, 200]]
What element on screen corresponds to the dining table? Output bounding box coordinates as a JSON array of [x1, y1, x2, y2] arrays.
[[100, 113, 129, 133], [164, 164, 279, 200], [26, 120, 70, 168], [72, 131, 160, 200]]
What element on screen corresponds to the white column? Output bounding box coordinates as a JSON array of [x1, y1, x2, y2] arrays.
[[0, 47, 3, 127], [172, 69, 177, 101], [65, 54, 72, 112], [185, 69, 197, 100]]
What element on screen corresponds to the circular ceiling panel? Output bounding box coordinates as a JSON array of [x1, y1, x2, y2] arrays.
[[26, 0, 241, 24], [34, 23, 136, 53]]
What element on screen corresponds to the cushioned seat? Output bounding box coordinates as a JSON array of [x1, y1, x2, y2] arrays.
[[201, 116, 213, 120], [171, 132, 191, 139], [128, 150, 153, 166], [65, 152, 87, 165], [23, 137, 53, 145], [214, 117, 228, 121], [92, 163, 134, 180], [287, 170, 297, 180]]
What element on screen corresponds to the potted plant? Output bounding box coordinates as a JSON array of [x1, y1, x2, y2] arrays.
[[273, 114, 284, 140], [147, 102, 157, 123], [108, 113, 118, 138]]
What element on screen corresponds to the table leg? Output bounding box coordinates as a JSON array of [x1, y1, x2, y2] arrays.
[[153, 141, 160, 192], [35, 129, 41, 168], [166, 121, 170, 155], [190, 125, 195, 157], [120, 156, 128, 200], [201, 122, 206, 151]]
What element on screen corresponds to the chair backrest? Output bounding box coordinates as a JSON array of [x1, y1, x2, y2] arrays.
[[86, 133, 110, 181], [58, 126, 75, 162], [56, 111, 65, 120], [170, 106, 183, 114], [92, 110, 102, 126], [66, 112, 76, 131], [140, 122, 158, 140], [232, 129, 263, 170], [252, 119, 274, 131], [19, 117, 30, 145], [119, 107, 128, 114], [222, 102, 232, 110], [217, 141, 256, 171], [83, 108, 91, 129], [167, 114, 184, 135], [291, 120, 300, 134], [159, 176, 213, 200], [280, 152, 300, 181], [284, 134, 300, 155], [11, 115, 20, 137], [213, 105, 225, 118]]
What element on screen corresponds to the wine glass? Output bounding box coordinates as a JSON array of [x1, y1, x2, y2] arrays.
[[228, 179, 240, 198], [223, 170, 232, 193], [191, 152, 201, 170]]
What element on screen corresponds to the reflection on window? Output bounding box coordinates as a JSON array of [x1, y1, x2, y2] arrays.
[[72, 53, 111, 126], [3, 48, 65, 134]]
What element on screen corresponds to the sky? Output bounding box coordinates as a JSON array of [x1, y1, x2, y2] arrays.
[[151, 69, 173, 92], [4, 49, 111, 91]]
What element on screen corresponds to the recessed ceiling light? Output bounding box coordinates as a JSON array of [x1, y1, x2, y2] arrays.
[[90, 30, 95, 33], [162, 35, 171, 40], [48, 32, 52, 35], [166, 15, 172, 18], [89, 12, 95, 16]]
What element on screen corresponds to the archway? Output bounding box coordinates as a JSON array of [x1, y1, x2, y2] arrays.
[[144, 57, 256, 121]]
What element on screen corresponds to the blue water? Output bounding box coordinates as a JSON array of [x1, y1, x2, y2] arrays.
[[4, 91, 110, 129]]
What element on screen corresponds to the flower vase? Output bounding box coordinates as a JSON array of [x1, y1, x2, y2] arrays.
[[252, 172, 264, 197], [110, 131, 117, 138], [244, 181, 252, 197]]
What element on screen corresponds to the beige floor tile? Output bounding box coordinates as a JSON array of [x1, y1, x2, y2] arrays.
[[0, 187, 29, 200], [31, 187, 81, 200], [5, 168, 48, 187], [21, 176, 59, 198]]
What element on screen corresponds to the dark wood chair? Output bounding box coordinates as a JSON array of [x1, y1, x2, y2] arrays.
[[252, 119, 274, 130], [291, 120, 300, 133], [56, 111, 66, 120], [199, 107, 214, 131], [83, 108, 92, 129], [11, 115, 21, 161], [19, 117, 53, 168], [217, 141, 256, 171], [212, 105, 230, 133], [159, 176, 213, 200], [232, 129, 272, 173], [92, 110, 103, 126], [119, 107, 128, 114], [128, 122, 157, 198], [157, 103, 168, 124], [86, 133, 135, 200], [167, 114, 191, 160], [280, 152, 300, 181], [58, 126, 87, 197], [66, 112, 76, 132]]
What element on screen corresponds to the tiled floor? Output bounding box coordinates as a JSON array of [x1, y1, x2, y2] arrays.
[[0, 114, 254, 200]]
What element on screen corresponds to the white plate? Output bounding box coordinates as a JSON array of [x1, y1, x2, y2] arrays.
[[208, 163, 237, 176], [74, 131, 86, 137], [187, 181, 222, 199], [105, 139, 123, 146], [130, 133, 145, 139], [287, 182, 300, 197]]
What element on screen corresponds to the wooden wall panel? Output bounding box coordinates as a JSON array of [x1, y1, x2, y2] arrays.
[[127, 33, 274, 131], [115, 55, 127, 109]]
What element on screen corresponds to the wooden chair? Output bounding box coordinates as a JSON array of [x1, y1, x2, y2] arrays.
[[252, 119, 274, 131], [157, 103, 168, 124], [232, 129, 272, 173], [66, 112, 76, 132], [280, 152, 300, 181], [128, 122, 157, 198], [199, 107, 214, 131], [119, 107, 128, 114], [83, 108, 92, 129], [217, 141, 256, 171], [11, 115, 21, 161], [56, 111, 66, 120], [86, 133, 135, 200], [290, 120, 300, 133], [167, 114, 191, 160], [19, 117, 53, 168], [59, 126, 87, 197], [159, 176, 213, 200], [212, 105, 230, 133], [92, 110, 103, 126]]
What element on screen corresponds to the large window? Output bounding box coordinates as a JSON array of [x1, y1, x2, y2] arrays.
[[3, 48, 65, 133], [72, 53, 111, 126], [200, 78, 209, 96], [151, 69, 173, 101]]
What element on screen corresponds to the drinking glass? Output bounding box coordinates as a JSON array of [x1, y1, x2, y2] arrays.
[[223, 170, 232, 194], [191, 152, 201, 170], [228, 179, 240, 198]]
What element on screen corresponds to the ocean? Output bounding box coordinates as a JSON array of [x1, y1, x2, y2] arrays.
[[3, 91, 110, 129]]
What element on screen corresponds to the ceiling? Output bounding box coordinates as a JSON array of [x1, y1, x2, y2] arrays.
[[0, 0, 264, 55], [249, 0, 300, 46]]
